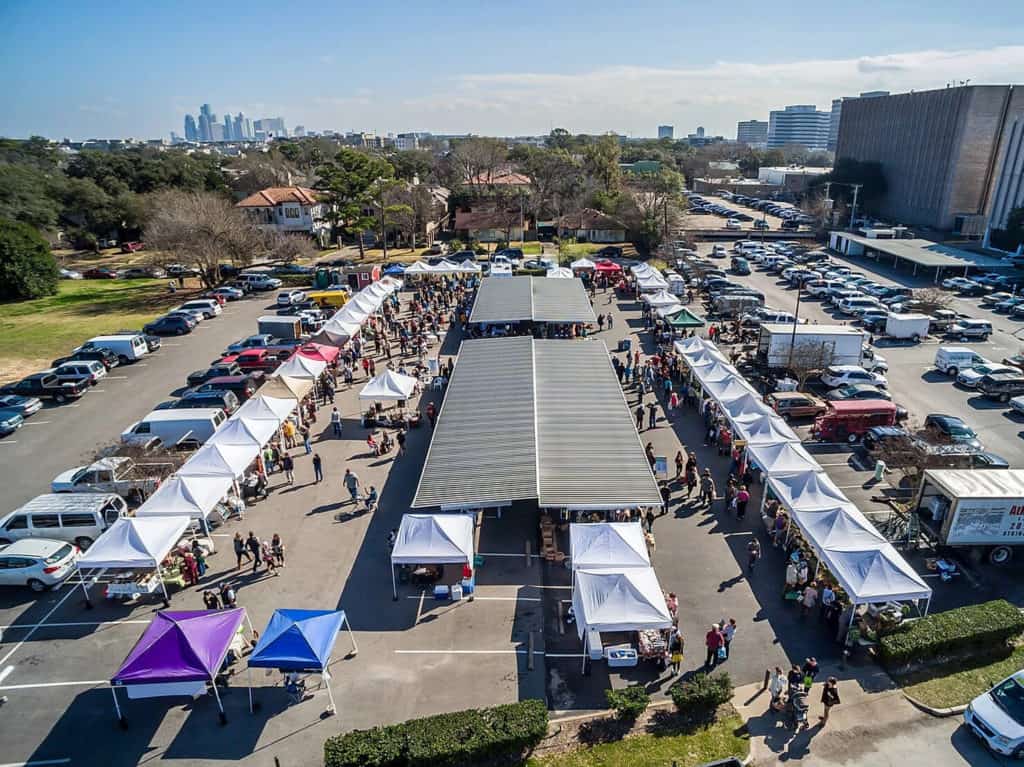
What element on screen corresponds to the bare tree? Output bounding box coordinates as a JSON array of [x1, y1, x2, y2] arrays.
[[145, 190, 264, 287], [909, 287, 954, 315], [263, 230, 316, 264], [385, 184, 443, 250], [783, 341, 835, 391], [448, 137, 509, 194]]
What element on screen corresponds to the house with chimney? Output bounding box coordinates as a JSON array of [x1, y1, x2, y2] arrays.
[[236, 186, 331, 246]]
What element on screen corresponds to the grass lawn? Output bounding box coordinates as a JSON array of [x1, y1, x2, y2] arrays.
[[527, 714, 748, 767], [0, 279, 192, 382], [897, 646, 1024, 709]]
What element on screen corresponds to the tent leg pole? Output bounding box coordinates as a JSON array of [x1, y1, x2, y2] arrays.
[[156, 565, 170, 608], [247, 665, 255, 714], [78, 569, 93, 610], [211, 675, 228, 724], [345, 614, 359, 656], [111, 686, 127, 728], [325, 672, 337, 715], [391, 563, 398, 601], [581, 633, 588, 676]]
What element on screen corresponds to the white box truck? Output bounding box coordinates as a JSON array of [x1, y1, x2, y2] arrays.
[[913, 469, 1024, 565], [756, 324, 866, 370], [884, 313, 930, 343], [257, 316, 302, 340]]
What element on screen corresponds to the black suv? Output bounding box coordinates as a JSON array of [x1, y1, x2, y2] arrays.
[[144, 316, 193, 336], [0, 373, 88, 404], [52, 347, 119, 370], [978, 372, 1024, 403], [186, 362, 243, 389]]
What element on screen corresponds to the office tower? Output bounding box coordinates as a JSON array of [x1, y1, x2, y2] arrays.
[[836, 85, 1024, 233], [829, 92, 889, 152], [736, 120, 769, 145], [767, 105, 831, 150], [657, 125, 674, 140], [184, 114, 198, 142], [294, 125, 306, 137], [210, 122, 225, 142], [257, 117, 287, 137], [197, 113, 211, 142], [243, 117, 254, 139], [223, 114, 233, 141], [695, 126, 705, 138]]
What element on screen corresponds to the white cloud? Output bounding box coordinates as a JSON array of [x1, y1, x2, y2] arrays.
[[325, 45, 1024, 136]]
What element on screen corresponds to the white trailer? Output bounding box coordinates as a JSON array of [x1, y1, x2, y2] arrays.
[[756, 324, 866, 370], [914, 469, 1024, 565], [884, 313, 931, 343], [257, 316, 302, 340]]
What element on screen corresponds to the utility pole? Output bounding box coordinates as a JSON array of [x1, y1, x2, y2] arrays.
[[848, 183, 862, 230], [786, 286, 803, 371]]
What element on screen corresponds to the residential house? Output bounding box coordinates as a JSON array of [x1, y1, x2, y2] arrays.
[[463, 166, 532, 191], [558, 208, 627, 243], [455, 204, 524, 243], [236, 186, 330, 246]]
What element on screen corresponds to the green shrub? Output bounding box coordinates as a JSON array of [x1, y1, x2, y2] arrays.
[[670, 672, 733, 718], [880, 599, 1024, 667], [323, 699, 548, 767], [605, 684, 650, 719], [0, 219, 59, 300]]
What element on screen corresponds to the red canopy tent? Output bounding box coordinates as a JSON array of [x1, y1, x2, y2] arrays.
[[594, 260, 623, 274], [297, 343, 340, 364]]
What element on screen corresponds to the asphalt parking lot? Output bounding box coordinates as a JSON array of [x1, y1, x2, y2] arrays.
[[682, 195, 797, 234]]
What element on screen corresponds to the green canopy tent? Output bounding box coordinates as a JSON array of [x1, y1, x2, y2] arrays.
[[664, 307, 705, 329]]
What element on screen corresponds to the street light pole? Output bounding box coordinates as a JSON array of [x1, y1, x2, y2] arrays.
[[786, 284, 803, 372], [848, 183, 862, 230]]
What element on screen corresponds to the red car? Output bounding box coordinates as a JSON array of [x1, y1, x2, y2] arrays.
[[120, 241, 145, 254], [219, 349, 281, 373], [83, 267, 119, 279]]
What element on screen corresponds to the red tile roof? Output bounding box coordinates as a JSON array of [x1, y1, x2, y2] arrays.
[[455, 207, 517, 230], [563, 207, 626, 230], [466, 170, 532, 186], [236, 187, 321, 208]]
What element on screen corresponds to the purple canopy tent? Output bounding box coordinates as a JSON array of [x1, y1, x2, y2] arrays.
[[110, 608, 254, 726]]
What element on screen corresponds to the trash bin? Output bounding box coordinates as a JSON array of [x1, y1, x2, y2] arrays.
[[618, 338, 632, 352]]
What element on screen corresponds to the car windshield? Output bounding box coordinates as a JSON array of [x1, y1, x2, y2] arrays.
[[44, 544, 74, 564], [949, 423, 976, 437], [990, 676, 1024, 726]]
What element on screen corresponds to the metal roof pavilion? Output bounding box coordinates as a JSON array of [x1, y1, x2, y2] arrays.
[[469, 276, 597, 325], [411, 337, 662, 510], [831, 232, 1007, 270]]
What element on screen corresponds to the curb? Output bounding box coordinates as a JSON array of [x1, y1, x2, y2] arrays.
[[902, 691, 968, 717]]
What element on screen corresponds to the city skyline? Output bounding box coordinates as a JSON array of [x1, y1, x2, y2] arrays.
[[0, 1, 1021, 140]]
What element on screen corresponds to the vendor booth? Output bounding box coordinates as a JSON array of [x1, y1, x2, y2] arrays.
[[642, 289, 679, 309], [110, 608, 255, 726], [547, 266, 574, 279], [767, 471, 848, 513], [747, 440, 820, 477], [569, 523, 650, 582], [663, 307, 704, 331], [572, 567, 673, 671], [389, 513, 475, 600], [135, 474, 233, 533], [636, 273, 669, 293], [314, 317, 363, 346], [594, 259, 622, 275], [248, 608, 358, 715], [570, 257, 596, 272], [76, 515, 192, 608], [359, 369, 420, 427], [178, 441, 254, 480]]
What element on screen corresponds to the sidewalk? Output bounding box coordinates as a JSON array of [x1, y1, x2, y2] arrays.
[[732, 662, 927, 765]]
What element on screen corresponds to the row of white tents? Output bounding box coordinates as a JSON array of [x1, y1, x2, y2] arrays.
[[314, 276, 405, 346], [674, 335, 933, 611], [631, 262, 669, 293], [74, 277, 407, 601], [404, 259, 482, 276]]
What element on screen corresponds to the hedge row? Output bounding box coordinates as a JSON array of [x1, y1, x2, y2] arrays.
[[323, 699, 549, 767], [670, 671, 733, 718], [880, 599, 1024, 667]]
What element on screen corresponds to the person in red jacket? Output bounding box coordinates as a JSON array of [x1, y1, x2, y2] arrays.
[[704, 624, 724, 669]]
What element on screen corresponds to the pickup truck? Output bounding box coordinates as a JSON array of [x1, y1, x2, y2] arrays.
[[186, 361, 243, 389], [50, 456, 168, 503], [219, 348, 288, 373], [0, 373, 89, 405]]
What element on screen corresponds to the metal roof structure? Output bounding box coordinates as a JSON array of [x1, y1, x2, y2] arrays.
[[412, 337, 661, 510], [831, 232, 1006, 269], [469, 276, 597, 325]]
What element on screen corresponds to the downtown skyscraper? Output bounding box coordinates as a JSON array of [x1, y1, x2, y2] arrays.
[[182, 103, 285, 141]]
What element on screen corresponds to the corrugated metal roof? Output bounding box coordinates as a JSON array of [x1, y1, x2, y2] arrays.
[[412, 337, 538, 508], [469, 277, 596, 324], [535, 341, 662, 508], [412, 337, 661, 510], [926, 469, 1024, 499]]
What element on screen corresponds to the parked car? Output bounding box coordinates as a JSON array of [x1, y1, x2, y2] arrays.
[[194, 373, 265, 402], [824, 384, 892, 402], [277, 289, 307, 307], [166, 308, 207, 324], [956, 362, 1014, 388], [226, 334, 279, 355], [219, 348, 282, 373], [59, 268, 83, 280], [120, 266, 165, 279], [52, 346, 119, 370], [186, 362, 243, 389], [0, 539, 80, 592], [120, 241, 144, 253], [109, 330, 162, 353], [83, 267, 119, 279], [143, 316, 194, 336], [950, 318, 993, 341], [51, 360, 106, 387], [964, 669, 1024, 757], [1002, 355, 1024, 372], [978, 372, 1024, 403], [0, 373, 88, 404], [820, 365, 887, 389], [766, 392, 827, 420], [924, 414, 982, 450], [50, 456, 162, 501], [940, 276, 976, 291], [209, 286, 244, 301], [168, 389, 240, 415], [0, 409, 24, 437], [0, 394, 43, 418], [595, 246, 623, 258], [177, 299, 222, 319]]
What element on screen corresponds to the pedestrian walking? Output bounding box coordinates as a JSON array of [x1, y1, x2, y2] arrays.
[[343, 469, 360, 503], [645, 507, 656, 532], [246, 531, 262, 573], [301, 425, 312, 454], [396, 428, 407, 456], [674, 450, 684, 481], [282, 453, 294, 485], [704, 624, 724, 669], [669, 630, 684, 676], [722, 618, 737, 659], [736, 485, 750, 519], [647, 401, 657, 430], [685, 464, 698, 498], [331, 407, 342, 438], [271, 533, 286, 566], [660, 483, 671, 513], [635, 403, 644, 430], [801, 581, 819, 618], [769, 667, 786, 711], [233, 532, 251, 568], [312, 453, 323, 483], [819, 677, 840, 725], [699, 469, 716, 506], [426, 402, 437, 428], [607, 313, 614, 329], [802, 657, 820, 688], [262, 541, 279, 575], [747, 538, 761, 573]]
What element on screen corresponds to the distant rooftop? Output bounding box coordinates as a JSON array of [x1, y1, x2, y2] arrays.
[[832, 232, 1008, 269]]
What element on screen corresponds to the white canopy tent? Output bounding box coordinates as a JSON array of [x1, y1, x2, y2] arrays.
[[571, 257, 596, 270], [630, 263, 655, 276], [636, 273, 669, 292], [236, 394, 297, 424], [331, 304, 372, 324], [347, 292, 384, 315], [721, 394, 774, 424], [177, 442, 254, 480], [389, 513, 475, 599], [314, 318, 363, 346], [546, 267, 574, 279], [824, 545, 932, 605], [767, 471, 848, 512], [135, 474, 233, 522], [75, 515, 192, 607], [642, 289, 679, 308], [655, 302, 685, 319], [674, 337, 711, 356], [207, 416, 278, 450], [732, 409, 800, 444], [359, 369, 418, 401], [704, 377, 759, 405], [262, 374, 313, 401], [790, 505, 886, 551], [747, 440, 821, 476], [572, 567, 672, 670], [689, 361, 738, 387], [404, 261, 434, 274], [460, 259, 482, 273], [276, 354, 326, 380], [569, 523, 650, 573]]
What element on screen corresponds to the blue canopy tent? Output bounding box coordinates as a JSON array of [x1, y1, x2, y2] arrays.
[[247, 609, 357, 715], [383, 263, 407, 275]]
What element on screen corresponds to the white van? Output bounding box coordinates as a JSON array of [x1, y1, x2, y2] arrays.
[[83, 334, 149, 364], [950, 318, 993, 341], [934, 346, 987, 376], [121, 408, 227, 448], [0, 493, 127, 549], [178, 299, 222, 318]]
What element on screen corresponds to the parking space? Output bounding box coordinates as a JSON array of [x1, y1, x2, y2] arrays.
[[682, 193, 808, 235]]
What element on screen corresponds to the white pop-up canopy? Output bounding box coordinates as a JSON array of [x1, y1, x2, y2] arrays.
[[674, 336, 711, 356], [389, 513, 475, 599], [207, 416, 278, 450], [347, 292, 383, 314], [276, 354, 326, 380], [135, 474, 233, 522], [332, 303, 372, 324], [359, 369, 418, 401], [572, 567, 672, 640], [571, 257, 596, 270], [767, 471, 848, 512], [236, 394, 296, 424], [630, 263, 655, 276], [747, 440, 820, 476], [262, 374, 313, 401], [642, 289, 679, 308], [636, 274, 669, 291], [546, 267, 574, 279], [315, 317, 363, 345], [75, 515, 192, 608], [460, 259, 482, 273], [178, 441, 254, 479], [790, 505, 886, 551], [655, 302, 684, 319], [696, 362, 743, 388], [569, 523, 650, 572], [404, 261, 434, 274], [705, 377, 758, 405], [825, 545, 932, 604], [732, 409, 800, 444], [721, 393, 773, 424]]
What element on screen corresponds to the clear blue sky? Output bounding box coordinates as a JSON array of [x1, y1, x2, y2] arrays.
[[1, 0, 1020, 140]]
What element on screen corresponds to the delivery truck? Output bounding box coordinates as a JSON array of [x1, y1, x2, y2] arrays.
[[257, 315, 302, 340], [756, 324, 866, 371], [913, 469, 1024, 565], [883, 313, 930, 343]]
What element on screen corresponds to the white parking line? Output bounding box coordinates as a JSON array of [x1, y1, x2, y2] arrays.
[[816, 461, 854, 467], [90, 389, 106, 393], [0, 759, 72, 767], [163, 343, 182, 347], [0, 666, 13, 683], [105, 376, 128, 380], [0, 441, 17, 445], [21, 421, 51, 426], [0, 680, 106, 691], [0, 583, 79, 666], [405, 595, 542, 602], [0, 619, 151, 631]]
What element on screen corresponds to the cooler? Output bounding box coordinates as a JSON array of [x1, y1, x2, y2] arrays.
[[450, 584, 463, 601]]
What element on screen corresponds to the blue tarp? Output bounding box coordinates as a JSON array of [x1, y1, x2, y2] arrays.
[[248, 609, 345, 672], [383, 264, 406, 275]]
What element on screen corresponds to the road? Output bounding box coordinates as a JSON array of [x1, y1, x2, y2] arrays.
[[0, 295, 274, 510]]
